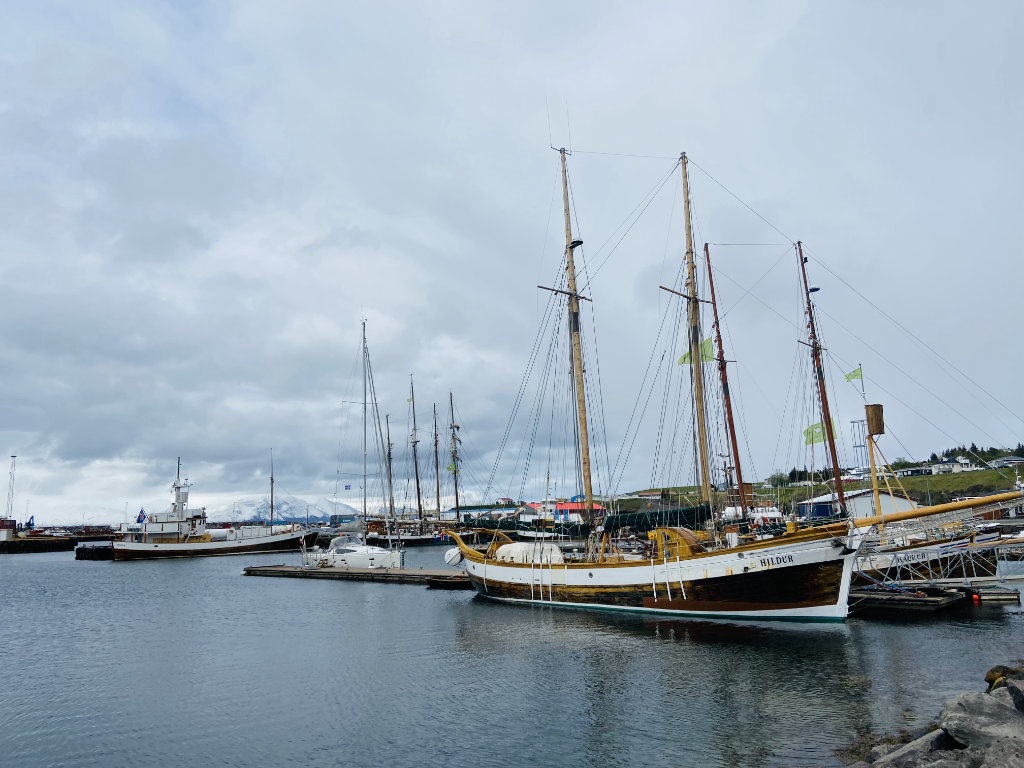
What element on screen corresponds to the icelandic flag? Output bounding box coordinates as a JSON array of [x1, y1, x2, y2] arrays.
[[137, 508, 147, 523], [344, 484, 351, 490]]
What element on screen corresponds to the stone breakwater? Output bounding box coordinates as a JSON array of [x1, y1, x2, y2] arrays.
[[840, 665, 1024, 768]]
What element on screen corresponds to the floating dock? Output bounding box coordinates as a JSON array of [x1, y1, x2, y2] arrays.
[[849, 586, 966, 613], [241, 564, 462, 584]]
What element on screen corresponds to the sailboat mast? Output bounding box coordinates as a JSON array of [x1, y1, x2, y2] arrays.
[[704, 243, 748, 516], [681, 154, 714, 505], [269, 449, 274, 530], [362, 321, 368, 523], [796, 241, 847, 512], [433, 403, 441, 518], [558, 148, 595, 523], [410, 375, 423, 521], [449, 392, 461, 516], [385, 415, 396, 522]]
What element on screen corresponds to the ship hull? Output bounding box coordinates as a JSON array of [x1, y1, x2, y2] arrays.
[[458, 531, 856, 622], [112, 529, 318, 560]]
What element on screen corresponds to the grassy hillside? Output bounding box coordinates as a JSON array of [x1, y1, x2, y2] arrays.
[[623, 467, 1020, 513]]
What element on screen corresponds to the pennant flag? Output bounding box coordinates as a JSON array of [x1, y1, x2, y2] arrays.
[[446, 463, 457, 473], [845, 366, 863, 382], [407, 397, 413, 402], [136, 508, 147, 523], [804, 422, 827, 445], [678, 337, 714, 365]]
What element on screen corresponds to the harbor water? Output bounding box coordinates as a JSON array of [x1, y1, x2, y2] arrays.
[[1, 548, 1022, 768]]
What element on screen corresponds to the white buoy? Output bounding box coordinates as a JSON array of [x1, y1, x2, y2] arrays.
[[444, 547, 464, 566]]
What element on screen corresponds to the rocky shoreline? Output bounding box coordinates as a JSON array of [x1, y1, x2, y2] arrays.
[[837, 665, 1024, 768]]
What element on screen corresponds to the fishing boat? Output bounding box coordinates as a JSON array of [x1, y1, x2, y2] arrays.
[[446, 150, 863, 622], [111, 459, 316, 560]]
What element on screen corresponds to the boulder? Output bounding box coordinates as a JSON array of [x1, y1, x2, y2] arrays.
[[993, 687, 1015, 708], [940, 692, 1024, 749], [980, 737, 1024, 768], [873, 728, 958, 767], [1007, 680, 1024, 714]]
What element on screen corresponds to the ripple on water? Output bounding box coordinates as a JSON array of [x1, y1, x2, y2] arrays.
[[1, 550, 1021, 768]]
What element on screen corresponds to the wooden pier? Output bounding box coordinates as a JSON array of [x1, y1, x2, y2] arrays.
[[241, 564, 461, 584]]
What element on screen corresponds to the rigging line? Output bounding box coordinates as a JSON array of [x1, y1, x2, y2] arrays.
[[818, 306, 1011, 449], [613, 352, 668, 492], [578, 160, 681, 293], [801, 243, 1024, 431], [710, 243, 789, 247], [610, 269, 681, 487], [686, 156, 794, 244], [568, 149, 680, 160], [486, 284, 561, 494], [714, 244, 796, 323]]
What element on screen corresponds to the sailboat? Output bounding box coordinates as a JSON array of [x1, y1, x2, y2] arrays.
[[445, 150, 867, 622], [302, 323, 404, 569]]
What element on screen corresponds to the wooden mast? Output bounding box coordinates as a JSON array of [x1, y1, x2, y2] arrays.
[[433, 403, 441, 518], [449, 392, 461, 516], [681, 154, 714, 505], [704, 243, 748, 516], [558, 148, 596, 524], [796, 241, 847, 513], [269, 449, 274, 531], [410, 375, 423, 522]]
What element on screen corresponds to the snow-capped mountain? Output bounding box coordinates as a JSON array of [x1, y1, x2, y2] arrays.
[[204, 495, 361, 524]]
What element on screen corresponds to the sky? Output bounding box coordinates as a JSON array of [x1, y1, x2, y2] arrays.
[[2, 1, 1022, 525]]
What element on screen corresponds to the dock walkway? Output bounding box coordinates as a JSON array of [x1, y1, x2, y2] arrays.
[[241, 564, 457, 584]]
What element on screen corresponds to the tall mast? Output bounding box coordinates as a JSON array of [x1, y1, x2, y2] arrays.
[[269, 449, 274, 530], [449, 392, 461, 516], [558, 148, 595, 524], [409, 375, 423, 521], [385, 415, 396, 523], [797, 241, 847, 513], [433, 403, 441, 517], [362, 321, 368, 523], [681, 154, 714, 505], [705, 243, 748, 517]]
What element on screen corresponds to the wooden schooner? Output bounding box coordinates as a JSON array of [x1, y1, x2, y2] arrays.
[[445, 150, 870, 621]]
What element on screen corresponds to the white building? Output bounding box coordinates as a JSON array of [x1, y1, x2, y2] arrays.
[[796, 488, 918, 521]]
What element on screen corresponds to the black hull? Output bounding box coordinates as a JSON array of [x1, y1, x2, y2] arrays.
[[469, 559, 849, 617]]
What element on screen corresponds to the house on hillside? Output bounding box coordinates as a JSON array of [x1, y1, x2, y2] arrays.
[[894, 466, 929, 478], [796, 488, 918, 521], [931, 455, 975, 474], [990, 455, 1024, 469]]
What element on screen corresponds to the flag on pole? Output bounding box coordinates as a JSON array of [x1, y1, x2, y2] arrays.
[[136, 508, 147, 523], [804, 422, 828, 445], [678, 337, 714, 365], [446, 463, 456, 473], [845, 366, 863, 382], [344, 484, 351, 490]]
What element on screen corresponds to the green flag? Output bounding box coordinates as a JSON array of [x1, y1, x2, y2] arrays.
[[678, 337, 714, 365], [446, 463, 456, 473], [804, 422, 827, 445], [845, 366, 863, 382]]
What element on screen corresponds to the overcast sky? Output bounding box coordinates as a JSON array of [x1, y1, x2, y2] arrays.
[[3, 1, 1022, 525]]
